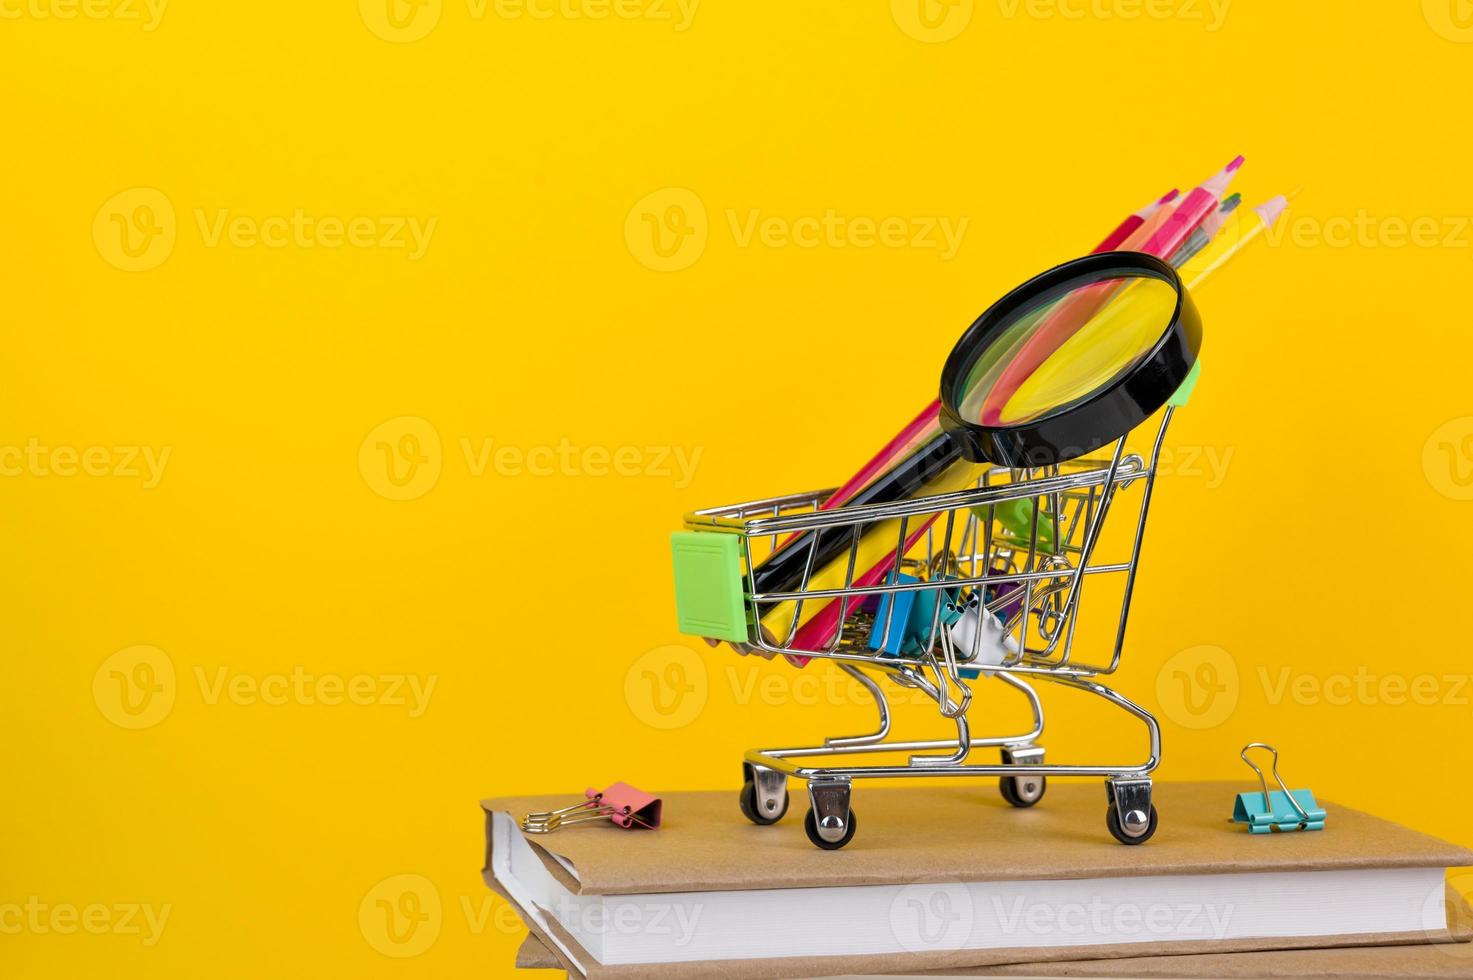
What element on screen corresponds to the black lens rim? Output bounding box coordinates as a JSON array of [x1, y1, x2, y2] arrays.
[[939, 251, 1202, 468]]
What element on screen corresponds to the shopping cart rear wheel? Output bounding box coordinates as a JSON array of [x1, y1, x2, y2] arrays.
[[1105, 802, 1158, 845], [1000, 774, 1047, 808], [739, 780, 788, 826], [803, 806, 857, 850]]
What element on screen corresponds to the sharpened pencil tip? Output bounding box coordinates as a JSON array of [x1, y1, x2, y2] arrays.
[[1225, 154, 1246, 173], [1254, 195, 1290, 227]]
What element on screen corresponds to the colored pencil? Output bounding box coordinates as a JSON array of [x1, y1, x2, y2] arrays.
[[1094, 188, 1180, 252]]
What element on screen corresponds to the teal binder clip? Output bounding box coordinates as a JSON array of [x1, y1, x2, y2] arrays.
[[1232, 743, 1326, 834]]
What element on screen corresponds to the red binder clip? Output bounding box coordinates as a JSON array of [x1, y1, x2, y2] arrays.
[[520, 782, 663, 835]]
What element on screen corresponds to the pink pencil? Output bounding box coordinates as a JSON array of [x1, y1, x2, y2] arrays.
[[810, 187, 1185, 518], [1094, 188, 1180, 252], [1137, 156, 1244, 259], [980, 156, 1244, 423]]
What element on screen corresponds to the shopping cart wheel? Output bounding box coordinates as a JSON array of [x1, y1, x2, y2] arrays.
[[803, 806, 857, 850], [803, 780, 856, 850], [1000, 775, 1047, 808], [739, 780, 789, 826], [999, 746, 1046, 807], [1105, 803, 1158, 845]]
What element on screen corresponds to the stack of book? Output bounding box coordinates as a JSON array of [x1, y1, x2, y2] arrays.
[[481, 782, 1473, 979]]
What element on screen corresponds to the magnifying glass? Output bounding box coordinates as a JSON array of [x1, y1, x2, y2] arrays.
[[750, 252, 1201, 600], [939, 251, 1202, 468]]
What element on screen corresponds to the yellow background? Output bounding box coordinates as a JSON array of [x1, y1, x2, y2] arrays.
[[5, 0, 1473, 975]]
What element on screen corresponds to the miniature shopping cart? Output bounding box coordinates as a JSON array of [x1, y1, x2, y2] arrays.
[[671, 407, 1181, 850]]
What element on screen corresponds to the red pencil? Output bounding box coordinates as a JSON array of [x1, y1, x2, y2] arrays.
[[1094, 188, 1180, 252]]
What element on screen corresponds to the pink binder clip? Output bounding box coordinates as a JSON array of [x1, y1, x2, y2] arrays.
[[520, 782, 663, 835]]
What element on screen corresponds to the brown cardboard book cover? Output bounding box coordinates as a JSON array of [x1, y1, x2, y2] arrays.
[[482, 781, 1473, 979]]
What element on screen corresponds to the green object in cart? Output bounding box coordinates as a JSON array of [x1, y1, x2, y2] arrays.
[[972, 498, 1057, 552], [670, 531, 749, 642], [1168, 359, 1202, 407]]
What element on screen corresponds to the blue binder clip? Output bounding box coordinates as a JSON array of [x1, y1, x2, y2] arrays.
[[869, 571, 965, 658], [1232, 743, 1326, 834], [867, 572, 920, 656]]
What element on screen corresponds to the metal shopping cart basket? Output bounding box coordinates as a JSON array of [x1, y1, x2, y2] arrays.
[[671, 405, 1182, 850]]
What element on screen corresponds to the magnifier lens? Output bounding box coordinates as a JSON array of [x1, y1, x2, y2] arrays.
[[939, 253, 1201, 468], [955, 272, 1179, 426]]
